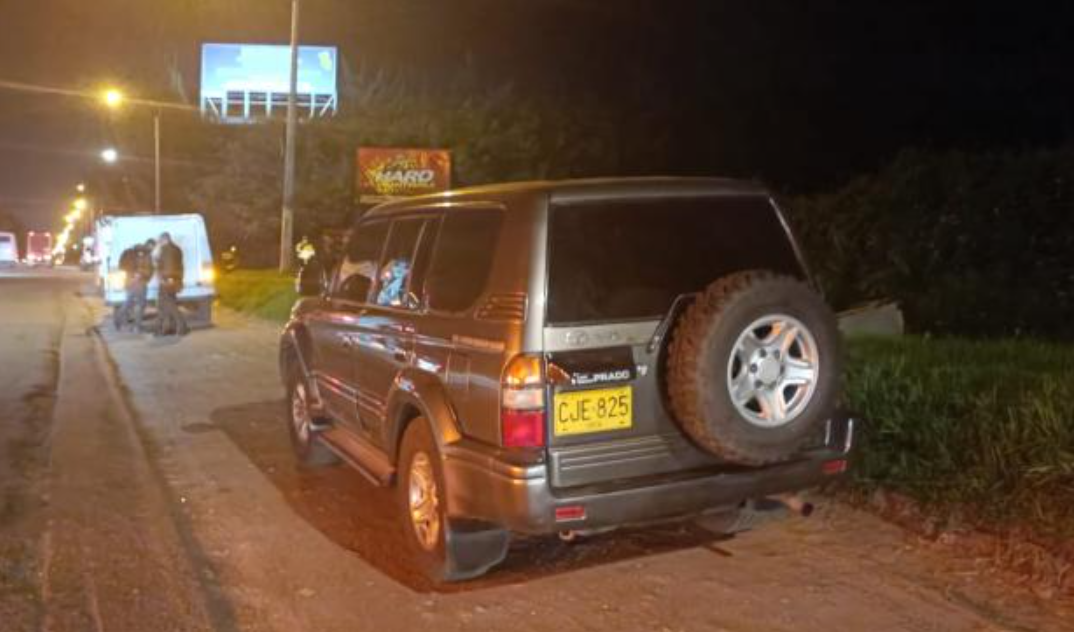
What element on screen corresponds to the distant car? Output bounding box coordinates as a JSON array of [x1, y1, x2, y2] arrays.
[[0, 231, 17, 267], [280, 178, 854, 582], [25, 231, 52, 266], [95, 214, 216, 324]]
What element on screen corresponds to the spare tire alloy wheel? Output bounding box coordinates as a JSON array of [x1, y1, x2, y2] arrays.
[[728, 315, 819, 428], [668, 271, 840, 465]]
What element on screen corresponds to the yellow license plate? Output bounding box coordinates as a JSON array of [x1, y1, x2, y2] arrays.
[[553, 386, 633, 436]]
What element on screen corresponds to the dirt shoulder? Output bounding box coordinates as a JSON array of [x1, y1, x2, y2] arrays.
[[92, 303, 1074, 632]]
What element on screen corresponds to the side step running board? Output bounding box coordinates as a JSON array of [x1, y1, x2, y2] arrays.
[[319, 428, 396, 487]]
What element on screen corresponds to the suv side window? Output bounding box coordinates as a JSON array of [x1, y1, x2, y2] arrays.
[[335, 221, 389, 303], [426, 209, 503, 313], [373, 218, 425, 308]]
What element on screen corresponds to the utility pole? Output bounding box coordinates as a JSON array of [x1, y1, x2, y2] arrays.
[[154, 109, 162, 214], [279, 0, 300, 272]]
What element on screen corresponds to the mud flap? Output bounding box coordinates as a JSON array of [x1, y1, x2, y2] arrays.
[[444, 520, 510, 581]]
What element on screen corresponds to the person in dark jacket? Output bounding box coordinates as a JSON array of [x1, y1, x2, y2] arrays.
[[154, 232, 188, 336], [114, 239, 156, 332], [114, 244, 140, 330]]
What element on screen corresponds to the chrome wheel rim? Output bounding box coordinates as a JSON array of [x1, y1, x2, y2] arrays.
[[291, 382, 312, 444], [726, 314, 820, 428], [408, 451, 440, 551]]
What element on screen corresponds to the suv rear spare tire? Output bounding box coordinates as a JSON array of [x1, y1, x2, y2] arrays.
[[667, 270, 840, 465]]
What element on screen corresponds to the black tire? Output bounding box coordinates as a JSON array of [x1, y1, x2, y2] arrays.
[[285, 369, 337, 467], [397, 420, 452, 581], [667, 270, 841, 465]]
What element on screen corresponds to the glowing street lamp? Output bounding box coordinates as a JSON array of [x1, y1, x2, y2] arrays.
[[101, 147, 118, 164], [76, 183, 86, 193], [102, 88, 124, 110], [73, 197, 88, 212]]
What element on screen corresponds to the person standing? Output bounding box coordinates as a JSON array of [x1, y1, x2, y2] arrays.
[[155, 232, 188, 337], [114, 243, 140, 330], [121, 239, 156, 332]]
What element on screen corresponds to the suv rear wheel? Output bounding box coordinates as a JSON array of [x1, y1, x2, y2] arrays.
[[397, 420, 450, 580], [397, 420, 511, 582], [668, 270, 841, 465]]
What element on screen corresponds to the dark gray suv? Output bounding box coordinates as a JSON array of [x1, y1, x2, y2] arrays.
[[280, 178, 854, 581]]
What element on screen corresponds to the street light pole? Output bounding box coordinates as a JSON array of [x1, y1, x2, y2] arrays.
[[154, 109, 161, 214], [279, 0, 301, 273]]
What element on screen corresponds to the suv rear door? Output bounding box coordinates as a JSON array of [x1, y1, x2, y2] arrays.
[[542, 195, 807, 489]]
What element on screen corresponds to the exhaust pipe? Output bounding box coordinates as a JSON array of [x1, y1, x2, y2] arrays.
[[771, 494, 815, 518], [558, 526, 616, 543]]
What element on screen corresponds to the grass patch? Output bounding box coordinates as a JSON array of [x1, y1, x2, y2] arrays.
[[846, 336, 1074, 540], [215, 269, 298, 323]]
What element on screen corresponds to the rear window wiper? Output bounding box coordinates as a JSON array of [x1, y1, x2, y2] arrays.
[[647, 293, 697, 354]]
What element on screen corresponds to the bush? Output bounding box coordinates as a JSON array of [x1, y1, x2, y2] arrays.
[[789, 147, 1074, 339], [214, 270, 298, 323], [846, 335, 1074, 539]]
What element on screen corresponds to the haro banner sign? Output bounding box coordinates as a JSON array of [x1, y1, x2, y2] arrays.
[[357, 147, 452, 201]]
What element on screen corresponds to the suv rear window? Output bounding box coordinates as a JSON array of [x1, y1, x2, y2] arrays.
[[546, 196, 803, 324], [426, 209, 503, 313]]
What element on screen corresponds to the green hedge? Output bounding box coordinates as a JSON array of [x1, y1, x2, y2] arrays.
[[789, 147, 1074, 340], [846, 336, 1074, 538]]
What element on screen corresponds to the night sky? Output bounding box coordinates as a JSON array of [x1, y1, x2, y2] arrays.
[[2, 0, 1073, 230]]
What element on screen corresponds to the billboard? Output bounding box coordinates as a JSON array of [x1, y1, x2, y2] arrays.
[[200, 43, 338, 121], [357, 148, 452, 200]]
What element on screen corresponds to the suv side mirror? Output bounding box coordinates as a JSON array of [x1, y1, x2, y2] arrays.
[[296, 261, 325, 297]]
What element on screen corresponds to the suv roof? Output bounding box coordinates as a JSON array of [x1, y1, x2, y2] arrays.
[[365, 177, 768, 219]]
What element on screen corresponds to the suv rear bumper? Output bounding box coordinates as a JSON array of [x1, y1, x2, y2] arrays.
[[443, 416, 855, 535]]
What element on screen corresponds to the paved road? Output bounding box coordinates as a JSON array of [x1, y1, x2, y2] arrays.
[[2, 268, 1072, 632]]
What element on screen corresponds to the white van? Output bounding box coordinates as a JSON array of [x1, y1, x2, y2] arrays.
[[96, 214, 216, 323], [0, 231, 17, 266]]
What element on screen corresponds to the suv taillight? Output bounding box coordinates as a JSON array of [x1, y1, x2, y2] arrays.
[[501, 354, 546, 448]]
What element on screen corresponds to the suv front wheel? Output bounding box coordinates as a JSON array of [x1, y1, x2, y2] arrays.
[[286, 371, 337, 467]]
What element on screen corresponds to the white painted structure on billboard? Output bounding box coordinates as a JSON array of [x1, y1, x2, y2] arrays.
[[199, 43, 339, 121]]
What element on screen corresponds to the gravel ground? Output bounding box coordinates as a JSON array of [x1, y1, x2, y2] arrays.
[[2, 268, 1072, 632]]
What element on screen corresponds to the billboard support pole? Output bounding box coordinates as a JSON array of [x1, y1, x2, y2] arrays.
[[154, 110, 161, 214], [279, 0, 300, 273]]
